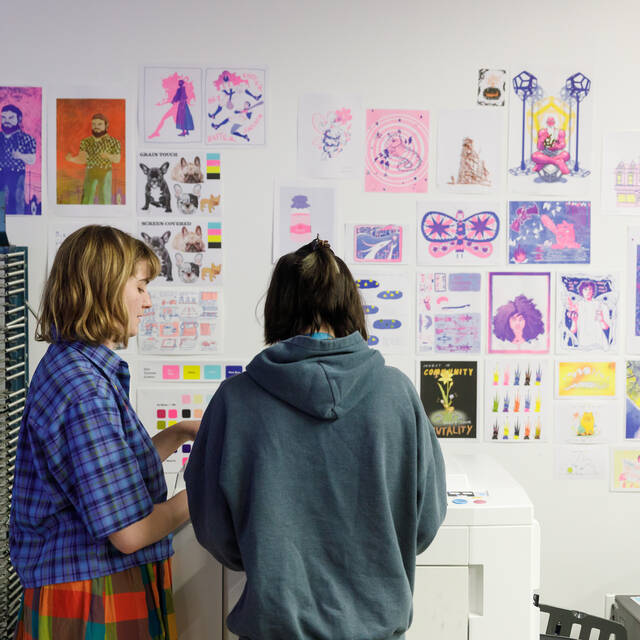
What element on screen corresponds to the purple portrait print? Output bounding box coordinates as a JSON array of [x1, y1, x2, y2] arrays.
[[0, 86, 42, 215], [489, 272, 551, 354], [493, 295, 545, 345]]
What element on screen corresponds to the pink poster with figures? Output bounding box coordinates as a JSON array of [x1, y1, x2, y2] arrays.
[[205, 67, 265, 145], [365, 109, 429, 193], [142, 67, 203, 143]]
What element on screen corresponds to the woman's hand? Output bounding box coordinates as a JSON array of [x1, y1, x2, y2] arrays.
[[152, 419, 201, 462]]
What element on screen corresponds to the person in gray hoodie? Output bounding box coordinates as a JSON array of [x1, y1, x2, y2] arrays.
[[185, 236, 447, 640]]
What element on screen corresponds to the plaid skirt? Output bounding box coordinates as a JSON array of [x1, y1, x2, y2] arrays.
[[13, 558, 177, 640]]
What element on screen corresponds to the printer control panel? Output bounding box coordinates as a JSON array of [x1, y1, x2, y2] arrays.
[[447, 490, 488, 505]]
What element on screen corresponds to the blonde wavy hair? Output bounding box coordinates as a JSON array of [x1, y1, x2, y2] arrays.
[[36, 226, 160, 347]]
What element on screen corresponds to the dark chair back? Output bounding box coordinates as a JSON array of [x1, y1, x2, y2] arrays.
[[534, 596, 628, 640]]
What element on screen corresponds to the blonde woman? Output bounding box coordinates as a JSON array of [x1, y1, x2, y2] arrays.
[[10, 226, 198, 639]]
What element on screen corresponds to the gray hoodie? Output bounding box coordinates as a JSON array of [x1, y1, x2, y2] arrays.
[[185, 332, 447, 640]]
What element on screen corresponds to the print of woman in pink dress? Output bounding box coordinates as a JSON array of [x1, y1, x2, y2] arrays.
[[148, 74, 196, 139]]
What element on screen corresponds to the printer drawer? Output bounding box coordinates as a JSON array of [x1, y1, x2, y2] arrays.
[[417, 526, 468, 566]]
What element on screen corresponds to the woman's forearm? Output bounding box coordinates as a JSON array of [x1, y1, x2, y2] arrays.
[[108, 490, 189, 554]]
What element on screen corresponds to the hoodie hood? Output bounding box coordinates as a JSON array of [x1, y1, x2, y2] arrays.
[[245, 332, 384, 420]]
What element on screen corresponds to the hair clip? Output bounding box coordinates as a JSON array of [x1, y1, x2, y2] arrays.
[[311, 234, 330, 251]]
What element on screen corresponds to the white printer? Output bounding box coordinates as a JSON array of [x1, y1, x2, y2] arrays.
[[172, 452, 540, 640], [409, 452, 541, 640]]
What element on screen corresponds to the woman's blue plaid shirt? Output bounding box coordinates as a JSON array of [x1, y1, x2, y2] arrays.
[[9, 341, 173, 588]]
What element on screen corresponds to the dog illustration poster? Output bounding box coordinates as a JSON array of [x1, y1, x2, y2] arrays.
[[417, 271, 482, 354], [273, 183, 336, 261], [601, 131, 640, 215], [138, 287, 222, 355], [137, 388, 217, 473], [488, 272, 551, 354], [626, 361, 640, 439], [555, 401, 615, 444], [485, 358, 551, 442], [437, 109, 503, 193], [477, 69, 506, 107], [0, 86, 42, 215], [138, 219, 223, 287], [205, 67, 265, 145], [364, 109, 429, 193], [611, 448, 640, 491], [557, 361, 617, 397], [419, 361, 477, 438], [352, 270, 411, 354], [55, 97, 126, 210], [556, 445, 607, 480], [136, 150, 222, 217], [508, 68, 593, 195], [508, 200, 590, 264], [344, 224, 405, 264], [627, 228, 640, 353], [142, 67, 203, 143], [417, 201, 503, 265], [557, 273, 618, 353], [298, 93, 364, 179]]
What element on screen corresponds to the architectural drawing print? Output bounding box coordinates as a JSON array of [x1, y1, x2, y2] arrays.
[[447, 137, 491, 186], [437, 109, 503, 193], [602, 132, 640, 214]]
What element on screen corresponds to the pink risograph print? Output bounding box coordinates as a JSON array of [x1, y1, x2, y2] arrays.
[[143, 67, 202, 143], [0, 86, 42, 215], [365, 109, 429, 193]]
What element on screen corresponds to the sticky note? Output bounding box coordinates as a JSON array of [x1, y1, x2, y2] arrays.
[[203, 365, 219, 380], [162, 365, 180, 380], [183, 365, 201, 380]]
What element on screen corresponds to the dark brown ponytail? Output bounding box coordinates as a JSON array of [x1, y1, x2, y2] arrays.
[[264, 238, 367, 344]]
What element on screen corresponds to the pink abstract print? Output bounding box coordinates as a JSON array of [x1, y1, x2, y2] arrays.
[[365, 109, 429, 193]]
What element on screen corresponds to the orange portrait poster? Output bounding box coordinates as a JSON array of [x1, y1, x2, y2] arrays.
[[56, 98, 125, 205]]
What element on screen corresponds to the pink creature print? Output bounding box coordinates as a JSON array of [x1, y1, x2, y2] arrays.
[[540, 215, 580, 249], [376, 131, 422, 172]]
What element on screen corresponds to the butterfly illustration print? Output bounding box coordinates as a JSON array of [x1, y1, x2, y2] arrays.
[[421, 209, 500, 259]]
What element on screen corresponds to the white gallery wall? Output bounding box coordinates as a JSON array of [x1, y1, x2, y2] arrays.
[[3, 0, 640, 618]]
